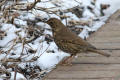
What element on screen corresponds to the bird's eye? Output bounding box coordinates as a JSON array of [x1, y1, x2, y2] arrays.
[[50, 22, 53, 25]]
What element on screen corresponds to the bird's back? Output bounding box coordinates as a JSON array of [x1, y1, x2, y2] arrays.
[[54, 26, 96, 54]]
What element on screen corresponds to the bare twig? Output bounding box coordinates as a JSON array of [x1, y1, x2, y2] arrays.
[[38, 44, 50, 58], [27, 0, 41, 10], [14, 65, 17, 80]]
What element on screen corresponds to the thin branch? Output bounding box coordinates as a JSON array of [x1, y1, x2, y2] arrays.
[[14, 65, 17, 80]]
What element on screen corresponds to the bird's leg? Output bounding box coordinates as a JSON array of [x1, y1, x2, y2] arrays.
[[60, 54, 75, 66]]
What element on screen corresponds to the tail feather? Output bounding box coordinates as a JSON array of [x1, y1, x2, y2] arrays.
[[89, 49, 110, 57]]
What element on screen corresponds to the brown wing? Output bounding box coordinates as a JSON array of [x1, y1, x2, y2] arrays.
[[53, 25, 96, 53], [58, 38, 96, 51], [55, 27, 96, 50]]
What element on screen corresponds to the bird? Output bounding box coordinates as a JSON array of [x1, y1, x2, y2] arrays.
[[46, 18, 110, 64]]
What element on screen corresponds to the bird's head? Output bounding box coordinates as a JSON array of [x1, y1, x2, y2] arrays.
[[46, 18, 64, 31]]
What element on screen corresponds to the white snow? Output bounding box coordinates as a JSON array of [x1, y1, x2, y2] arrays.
[[96, 0, 120, 15], [19, 13, 36, 21], [14, 18, 27, 26], [10, 72, 27, 80]]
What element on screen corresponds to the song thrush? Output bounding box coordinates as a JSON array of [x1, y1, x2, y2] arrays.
[[46, 18, 110, 64]]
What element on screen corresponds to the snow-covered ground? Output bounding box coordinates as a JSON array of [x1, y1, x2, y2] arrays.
[[0, 0, 120, 80]]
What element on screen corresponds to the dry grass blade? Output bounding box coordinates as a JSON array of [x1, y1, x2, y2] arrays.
[[3, 38, 17, 62], [0, 0, 7, 8]]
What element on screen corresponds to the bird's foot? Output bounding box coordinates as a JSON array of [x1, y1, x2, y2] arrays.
[[59, 56, 74, 66]]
